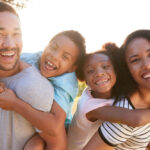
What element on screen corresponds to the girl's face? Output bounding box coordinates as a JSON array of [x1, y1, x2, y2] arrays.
[[126, 38, 150, 91], [84, 53, 116, 98], [40, 35, 79, 77]]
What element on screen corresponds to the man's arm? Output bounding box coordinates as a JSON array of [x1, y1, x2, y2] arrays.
[[86, 106, 150, 127], [0, 88, 66, 136], [83, 131, 114, 150]]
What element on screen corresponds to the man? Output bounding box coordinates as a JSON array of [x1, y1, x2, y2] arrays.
[[0, 2, 55, 150]]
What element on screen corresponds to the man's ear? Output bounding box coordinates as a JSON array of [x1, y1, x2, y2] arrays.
[[68, 65, 77, 73]]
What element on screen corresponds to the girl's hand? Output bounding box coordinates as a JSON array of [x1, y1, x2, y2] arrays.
[[0, 82, 5, 93], [0, 88, 18, 110]]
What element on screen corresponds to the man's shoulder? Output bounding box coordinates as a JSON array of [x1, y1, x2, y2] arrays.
[[19, 60, 31, 70]]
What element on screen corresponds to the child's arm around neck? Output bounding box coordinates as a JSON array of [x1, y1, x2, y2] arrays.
[[86, 105, 150, 127]]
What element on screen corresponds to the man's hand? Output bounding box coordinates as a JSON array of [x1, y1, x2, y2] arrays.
[[0, 88, 18, 110]]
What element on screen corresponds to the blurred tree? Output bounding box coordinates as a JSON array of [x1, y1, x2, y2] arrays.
[[77, 81, 87, 97], [1, 0, 29, 9], [72, 81, 87, 114]]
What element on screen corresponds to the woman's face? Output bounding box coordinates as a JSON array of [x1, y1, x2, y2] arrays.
[[126, 38, 150, 90], [84, 53, 116, 98]]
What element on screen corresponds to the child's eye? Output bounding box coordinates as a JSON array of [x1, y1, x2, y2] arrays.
[[51, 46, 57, 51], [148, 53, 150, 58], [87, 69, 94, 74], [102, 65, 110, 69], [62, 55, 69, 60]]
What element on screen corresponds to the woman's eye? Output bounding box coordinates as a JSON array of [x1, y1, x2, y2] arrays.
[[130, 58, 140, 64]]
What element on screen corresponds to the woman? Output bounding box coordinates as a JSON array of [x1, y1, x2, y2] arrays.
[[83, 29, 150, 150]]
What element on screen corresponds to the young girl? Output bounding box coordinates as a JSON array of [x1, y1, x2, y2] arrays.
[[68, 41, 150, 150], [67, 42, 118, 150], [83, 29, 150, 150], [22, 30, 86, 150]]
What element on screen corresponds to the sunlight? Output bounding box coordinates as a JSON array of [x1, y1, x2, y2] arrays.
[[19, 0, 150, 53]]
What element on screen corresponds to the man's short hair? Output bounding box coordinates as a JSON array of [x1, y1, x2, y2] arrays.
[[0, 2, 18, 16]]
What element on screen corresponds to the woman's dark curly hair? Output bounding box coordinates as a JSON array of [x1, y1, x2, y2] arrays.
[[119, 29, 150, 97], [77, 42, 122, 98]]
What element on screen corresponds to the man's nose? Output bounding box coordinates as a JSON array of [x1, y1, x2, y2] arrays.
[[2, 35, 16, 48]]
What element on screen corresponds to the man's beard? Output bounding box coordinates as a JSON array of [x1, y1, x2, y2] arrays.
[[0, 58, 19, 71], [0, 48, 20, 71]]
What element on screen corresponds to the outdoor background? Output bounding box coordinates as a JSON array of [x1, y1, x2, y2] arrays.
[[10, 0, 150, 113], [19, 0, 150, 54]]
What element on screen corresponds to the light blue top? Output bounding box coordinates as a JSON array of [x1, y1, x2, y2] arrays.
[[21, 51, 78, 127]]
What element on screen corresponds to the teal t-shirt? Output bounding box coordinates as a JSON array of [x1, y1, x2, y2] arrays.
[[21, 51, 78, 127]]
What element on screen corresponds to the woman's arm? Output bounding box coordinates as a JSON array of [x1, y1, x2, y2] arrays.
[[86, 106, 150, 127]]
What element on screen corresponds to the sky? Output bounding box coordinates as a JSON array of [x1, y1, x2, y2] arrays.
[[19, 0, 150, 53]]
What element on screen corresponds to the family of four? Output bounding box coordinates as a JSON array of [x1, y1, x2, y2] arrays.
[[1, 2, 150, 150]]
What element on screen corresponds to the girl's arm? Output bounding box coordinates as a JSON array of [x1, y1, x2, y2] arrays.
[[24, 134, 45, 150], [86, 106, 150, 127], [24, 102, 67, 150], [0, 88, 66, 135], [0, 82, 5, 93]]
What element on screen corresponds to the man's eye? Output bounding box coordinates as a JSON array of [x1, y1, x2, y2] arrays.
[[0, 33, 6, 38], [13, 33, 21, 37]]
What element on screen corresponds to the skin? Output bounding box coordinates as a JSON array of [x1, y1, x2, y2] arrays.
[[0, 13, 81, 149], [0, 11, 22, 76], [39, 35, 79, 78], [0, 11, 78, 150], [126, 38, 150, 108], [24, 35, 81, 150], [83, 38, 150, 150], [84, 53, 116, 99]]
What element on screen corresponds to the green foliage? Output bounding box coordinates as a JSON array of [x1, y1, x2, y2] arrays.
[[77, 80, 87, 97], [1, 0, 29, 9]]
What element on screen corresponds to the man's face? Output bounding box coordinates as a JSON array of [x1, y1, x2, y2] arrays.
[[0, 12, 22, 71]]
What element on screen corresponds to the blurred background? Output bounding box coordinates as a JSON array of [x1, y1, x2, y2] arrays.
[[3, 0, 150, 53], [3, 0, 150, 112]]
